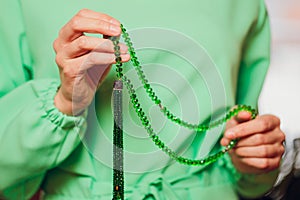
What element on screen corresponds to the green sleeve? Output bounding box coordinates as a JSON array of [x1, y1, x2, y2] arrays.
[[0, 1, 87, 199], [235, 0, 277, 198], [236, 0, 271, 109]]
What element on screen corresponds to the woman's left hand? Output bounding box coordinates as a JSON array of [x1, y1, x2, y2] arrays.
[[221, 111, 285, 174]]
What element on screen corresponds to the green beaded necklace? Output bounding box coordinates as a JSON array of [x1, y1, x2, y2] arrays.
[[111, 24, 258, 199]]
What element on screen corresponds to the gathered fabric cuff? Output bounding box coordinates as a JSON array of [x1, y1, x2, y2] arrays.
[[38, 80, 87, 129]]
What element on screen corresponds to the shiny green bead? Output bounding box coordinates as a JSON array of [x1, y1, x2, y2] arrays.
[[163, 108, 170, 116], [114, 46, 120, 51], [177, 157, 184, 163], [151, 96, 158, 101], [136, 107, 142, 113], [146, 88, 153, 93], [131, 98, 138, 104], [123, 32, 129, 38], [140, 74, 146, 80], [155, 99, 161, 104], [159, 142, 165, 148], [142, 120, 149, 126], [131, 94, 137, 99], [138, 111, 145, 117], [116, 68, 123, 73], [116, 73, 123, 78], [166, 113, 172, 119], [147, 128, 154, 135], [129, 89, 135, 94], [116, 63, 122, 68], [125, 37, 130, 42], [161, 107, 167, 113], [141, 115, 147, 122], [155, 139, 161, 146], [150, 93, 156, 100], [115, 57, 122, 63], [152, 135, 159, 141], [131, 55, 138, 60], [144, 84, 150, 89], [133, 60, 140, 66], [112, 41, 119, 46]]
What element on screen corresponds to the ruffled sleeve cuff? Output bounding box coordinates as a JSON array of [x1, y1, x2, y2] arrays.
[[37, 79, 87, 129]]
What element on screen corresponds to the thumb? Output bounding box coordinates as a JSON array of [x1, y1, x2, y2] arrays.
[[221, 110, 252, 146], [235, 111, 252, 123], [225, 110, 252, 130]]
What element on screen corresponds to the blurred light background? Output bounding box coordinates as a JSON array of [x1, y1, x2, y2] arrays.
[[259, 0, 300, 199]]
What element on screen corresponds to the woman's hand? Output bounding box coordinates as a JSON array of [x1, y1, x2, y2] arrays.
[[53, 9, 130, 115], [221, 111, 285, 174]]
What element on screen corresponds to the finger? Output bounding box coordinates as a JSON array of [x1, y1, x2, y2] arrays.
[[61, 36, 128, 58], [59, 16, 121, 42], [236, 129, 285, 147], [84, 64, 113, 91], [225, 117, 238, 130], [75, 9, 120, 25], [220, 137, 231, 146], [233, 144, 284, 158], [77, 52, 130, 71], [222, 111, 253, 146], [225, 110, 251, 130], [224, 115, 280, 140], [235, 111, 252, 123], [237, 157, 281, 172]]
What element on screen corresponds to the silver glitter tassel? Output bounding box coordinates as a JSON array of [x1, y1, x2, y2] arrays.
[[112, 80, 124, 200]]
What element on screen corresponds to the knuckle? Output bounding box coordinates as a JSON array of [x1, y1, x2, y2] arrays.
[[70, 16, 81, 31], [275, 116, 281, 125], [260, 119, 270, 130], [63, 65, 77, 78], [258, 159, 269, 170], [58, 28, 65, 39], [279, 145, 285, 155], [95, 19, 105, 28], [77, 36, 88, 49], [53, 39, 60, 52], [270, 115, 281, 125], [55, 53, 65, 68]]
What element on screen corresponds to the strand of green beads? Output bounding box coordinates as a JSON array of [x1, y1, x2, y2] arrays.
[[110, 26, 258, 166], [119, 24, 258, 131], [121, 74, 240, 166], [111, 36, 123, 78]]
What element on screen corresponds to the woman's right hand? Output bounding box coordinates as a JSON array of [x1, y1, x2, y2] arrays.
[[53, 9, 130, 115]]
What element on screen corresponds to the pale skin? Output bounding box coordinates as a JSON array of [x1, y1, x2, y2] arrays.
[[53, 9, 130, 115], [53, 9, 285, 175], [221, 111, 285, 174]]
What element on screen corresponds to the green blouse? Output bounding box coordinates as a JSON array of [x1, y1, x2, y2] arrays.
[[0, 0, 276, 199]]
